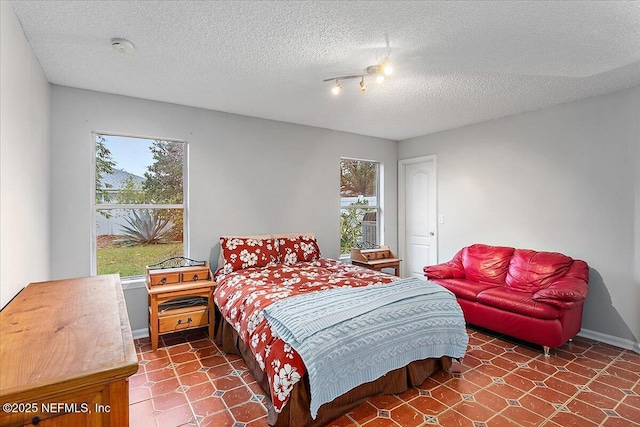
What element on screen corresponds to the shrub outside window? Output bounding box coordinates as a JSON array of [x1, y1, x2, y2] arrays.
[[94, 134, 186, 278], [340, 159, 380, 255]]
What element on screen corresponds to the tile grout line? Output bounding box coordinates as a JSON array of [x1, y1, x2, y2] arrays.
[[164, 333, 268, 426], [438, 335, 639, 427], [403, 367, 527, 427], [510, 342, 635, 427], [132, 340, 188, 418], [584, 350, 640, 422], [162, 335, 202, 427], [609, 350, 640, 418], [493, 338, 605, 427], [560, 347, 636, 424], [475, 336, 535, 427], [471, 335, 583, 427], [531, 351, 595, 427], [488, 335, 609, 426], [220, 348, 271, 422], [196, 338, 258, 426], [413, 333, 525, 427]]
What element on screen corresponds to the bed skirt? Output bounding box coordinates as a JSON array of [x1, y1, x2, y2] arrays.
[[216, 315, 452, 427]]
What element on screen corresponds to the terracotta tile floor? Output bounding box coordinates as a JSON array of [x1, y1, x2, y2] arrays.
[[130, 327, 640, 426]]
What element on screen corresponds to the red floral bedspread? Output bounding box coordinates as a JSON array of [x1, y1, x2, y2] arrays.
[[213, 258, 398, 413]]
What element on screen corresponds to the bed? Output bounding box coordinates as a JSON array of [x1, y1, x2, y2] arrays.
[[213, 234, 468, 427]]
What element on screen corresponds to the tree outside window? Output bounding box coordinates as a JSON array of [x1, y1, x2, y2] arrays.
[[340, 159, 380, 255], [95, 134, 186, 278]]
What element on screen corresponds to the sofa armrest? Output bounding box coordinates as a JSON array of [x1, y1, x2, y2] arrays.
[[423, 249, 465, 279], [532, 277, 588, 309]]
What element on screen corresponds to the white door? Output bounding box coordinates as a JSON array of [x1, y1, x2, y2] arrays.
[[398, 156, 437, 278]]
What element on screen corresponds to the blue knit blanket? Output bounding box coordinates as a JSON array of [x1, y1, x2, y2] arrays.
[[262, 278, 468, 419]]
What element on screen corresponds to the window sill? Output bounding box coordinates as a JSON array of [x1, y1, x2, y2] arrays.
[[121, 277, 146, 291]]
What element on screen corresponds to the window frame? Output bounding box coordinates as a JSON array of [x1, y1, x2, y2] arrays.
[[339, 157, 382, 257], [90, 132, 189, 281]]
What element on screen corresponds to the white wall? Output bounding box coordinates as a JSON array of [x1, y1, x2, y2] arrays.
[[0, 2, 51, 307], [50, 86, 398, 330], [399, 86, 640, 346]]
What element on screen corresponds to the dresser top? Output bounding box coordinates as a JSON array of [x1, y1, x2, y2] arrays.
[[0, 274, 138, 399]]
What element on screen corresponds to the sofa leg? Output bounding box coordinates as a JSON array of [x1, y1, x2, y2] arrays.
[[543, 346, 550, 357]]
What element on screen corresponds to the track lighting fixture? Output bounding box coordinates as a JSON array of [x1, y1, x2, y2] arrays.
[[323, 54, 393, 95]]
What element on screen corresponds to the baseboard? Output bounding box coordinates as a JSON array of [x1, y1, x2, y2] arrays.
[[578, 328, 640, 354], [132, 328, 149, 340]]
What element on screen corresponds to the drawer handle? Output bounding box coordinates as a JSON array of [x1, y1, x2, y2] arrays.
[[177, 318, 193, 325], [192, 274, 198, 281], [32, 416, 40, 425], [160, 277, 167, 284]]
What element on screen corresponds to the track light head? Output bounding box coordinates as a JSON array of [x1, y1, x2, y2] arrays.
[[359, 78, 367, 93], [331, 80, 342, 95], [381, 56, 393, 76]]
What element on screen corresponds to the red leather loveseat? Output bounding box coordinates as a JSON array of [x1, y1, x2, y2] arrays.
[[424, 244, 589, 356]]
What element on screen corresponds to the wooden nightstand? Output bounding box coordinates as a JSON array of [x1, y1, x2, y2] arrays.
[[146, 258, 216, 351], [350, 245, 402, 276]]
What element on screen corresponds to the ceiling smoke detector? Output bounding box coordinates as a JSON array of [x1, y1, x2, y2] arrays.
[[111, 38, 135, 54]]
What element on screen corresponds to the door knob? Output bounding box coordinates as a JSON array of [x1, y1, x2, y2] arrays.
[[429, 232, 435, 236]]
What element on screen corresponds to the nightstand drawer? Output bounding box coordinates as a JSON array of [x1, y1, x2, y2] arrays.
[[158, 308, 208, 333], [149, 272, 181, 286], [181, 268, 210, 282]]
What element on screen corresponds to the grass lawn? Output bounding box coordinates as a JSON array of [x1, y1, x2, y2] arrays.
[[97, 239, 183, 277]]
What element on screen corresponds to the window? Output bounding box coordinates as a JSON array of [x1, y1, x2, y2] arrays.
[[94, 134, 186, 278], [340, 158, 380, 255]]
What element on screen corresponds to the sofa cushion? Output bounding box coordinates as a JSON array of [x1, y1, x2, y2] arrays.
[[532, 261, 589, 309], [505, 250, 573, 293], [476, 287, 560, 320], [429, 278, 500, 301], [462, 244, 515, 284]]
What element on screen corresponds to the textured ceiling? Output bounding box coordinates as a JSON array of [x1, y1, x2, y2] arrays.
[[10, 1, 640, 140]]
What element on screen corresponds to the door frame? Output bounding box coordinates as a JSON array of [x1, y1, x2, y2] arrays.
[[398, 155, 438, 277]]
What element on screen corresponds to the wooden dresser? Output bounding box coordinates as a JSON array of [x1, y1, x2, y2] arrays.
[[0, 275, 138, 426]]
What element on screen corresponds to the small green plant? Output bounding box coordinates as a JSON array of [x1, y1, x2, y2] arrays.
[[340, 199, 372, 254], [340, 209, 363, 254], [117, 209, 173, 245]]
